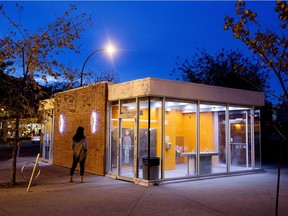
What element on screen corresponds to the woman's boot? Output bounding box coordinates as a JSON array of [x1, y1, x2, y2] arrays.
[[69, 175, 73, 182], [80, 176, 84, 183]]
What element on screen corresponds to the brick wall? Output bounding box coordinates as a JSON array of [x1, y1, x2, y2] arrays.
[[53, 82, 108, 175]]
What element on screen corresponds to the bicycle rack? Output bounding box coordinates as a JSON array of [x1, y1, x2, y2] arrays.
[[21, 161, 41, 180], [21, 153, 41, 192]]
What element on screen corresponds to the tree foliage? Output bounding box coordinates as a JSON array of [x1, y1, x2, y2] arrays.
[[87, 69, 120, 84], [45, 69, 119, 95], [0, 3, 92, 84], [171, 48, 269, 93], [224, 0, 288, 104], [224, 0, 287, 140], [0, 3, 92, 185], [224, 3, 287, 211]]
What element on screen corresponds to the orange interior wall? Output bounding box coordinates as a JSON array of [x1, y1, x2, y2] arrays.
[[111, 105, 119, 127], [164, 111, 214, 170], [183, 113, 197, 151], [151, 108, 162, 157], [199, 113, 214, 152], [111, 104, 215, 171], [183, 112, 214, 152], [164, 109, 183, 170]]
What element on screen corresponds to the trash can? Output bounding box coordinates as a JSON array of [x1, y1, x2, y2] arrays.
[[142, 157, 160, 180]]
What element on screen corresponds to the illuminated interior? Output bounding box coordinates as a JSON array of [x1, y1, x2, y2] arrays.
[[108, 97, 261, 181]]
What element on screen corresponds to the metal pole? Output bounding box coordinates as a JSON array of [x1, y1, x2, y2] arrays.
[[27, 153, 40, 192], [148, 96, 151, 180], [275, 142, 283, 216], [80, 48, 105, 87]]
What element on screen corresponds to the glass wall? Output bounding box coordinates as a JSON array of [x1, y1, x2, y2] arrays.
[[109, 99, 137, 179], [119, 99, 136, 179], [110, 101, 119, 174], [254, 109, 261, 169], [138, 97, 162, 179], [164, 100, 197, 178], [229, 106, 252, 171], [108, 98, 261, 182], [42, 110, 53, 161], [199, 103, 227, 175]]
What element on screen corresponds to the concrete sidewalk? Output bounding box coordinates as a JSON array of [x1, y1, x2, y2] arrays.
[[0, 156, 287, 216]]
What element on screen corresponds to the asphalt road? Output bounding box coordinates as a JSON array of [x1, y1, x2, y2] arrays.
[[0, 141, 40, 161]]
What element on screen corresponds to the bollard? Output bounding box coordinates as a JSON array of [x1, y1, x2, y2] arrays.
[[26, 153, 40, 192]]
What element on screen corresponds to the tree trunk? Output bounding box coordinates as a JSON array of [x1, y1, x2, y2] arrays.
[[10, 117, 20, 186]]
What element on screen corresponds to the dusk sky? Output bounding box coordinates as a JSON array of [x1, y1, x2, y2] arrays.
[[1, 1, 280, 86]]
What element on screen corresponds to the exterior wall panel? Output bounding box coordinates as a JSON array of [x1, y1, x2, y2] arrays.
[[108, 78, 265, 106], [53, 83, 108, 175]]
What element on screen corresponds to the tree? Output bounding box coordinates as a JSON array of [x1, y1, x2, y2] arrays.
[[0, 3, 92, 186], [0, 59, 13, 111], [224, 1, 287, 215], [45, 69, 119, 95], [0, 60, 13, 139], [223, 0, 288, 158], [87, 69, 120, 84], [171, 48, 269, 93], [224, 0, 287, 104]]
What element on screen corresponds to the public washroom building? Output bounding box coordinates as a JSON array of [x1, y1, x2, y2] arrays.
[[40, 78, 264, 185]]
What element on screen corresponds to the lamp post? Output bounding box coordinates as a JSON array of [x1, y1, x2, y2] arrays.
[[80, 46, 115, 87]]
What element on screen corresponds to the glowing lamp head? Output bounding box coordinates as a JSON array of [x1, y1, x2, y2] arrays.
[[106, 45, 115, 55]]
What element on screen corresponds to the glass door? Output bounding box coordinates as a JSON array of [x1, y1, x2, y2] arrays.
[[109, 99, 136, 180], [41, 110, 53, 162], [118, 117, 135, 179], [229, 110, 249, 171], [110, 99, 137, 180]]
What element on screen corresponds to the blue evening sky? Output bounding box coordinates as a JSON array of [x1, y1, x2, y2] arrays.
[[0, 1, 280, 86]]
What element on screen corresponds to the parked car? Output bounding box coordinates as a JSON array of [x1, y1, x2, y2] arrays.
[[31, 134, 40, 143]]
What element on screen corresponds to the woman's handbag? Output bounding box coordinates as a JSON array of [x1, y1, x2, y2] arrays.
[[73, 139, 86, 161], [79, 147, 87, 162]]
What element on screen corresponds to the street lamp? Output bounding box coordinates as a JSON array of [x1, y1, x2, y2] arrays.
[[80, 46, 115, 87]]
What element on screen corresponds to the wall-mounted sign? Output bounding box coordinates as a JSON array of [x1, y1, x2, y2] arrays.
[[120, 110, 143, 118]]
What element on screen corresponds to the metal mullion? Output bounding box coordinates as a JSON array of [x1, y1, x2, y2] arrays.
[[245, 111, 249, 168], [251, 107, 255, 169], [226, 104, 230, 173], [134, 98, 139, 178], [161, 97, 165, 179], [196, 100, 200, 176]]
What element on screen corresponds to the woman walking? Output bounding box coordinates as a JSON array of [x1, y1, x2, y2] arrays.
[[69, 126, 88, 183]]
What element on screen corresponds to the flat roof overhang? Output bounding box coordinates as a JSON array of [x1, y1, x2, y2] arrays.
[[108, 77, 265, 106]]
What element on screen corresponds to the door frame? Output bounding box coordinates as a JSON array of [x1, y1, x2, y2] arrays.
[[228, 111, 249, 168], [116, 115, 137, 181]]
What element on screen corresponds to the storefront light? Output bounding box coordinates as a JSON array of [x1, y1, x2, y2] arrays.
[[59, 114, 65, 134], [127, 105, 136, 110], [235, 123, 242, 129], [90, 111, 98, 134]]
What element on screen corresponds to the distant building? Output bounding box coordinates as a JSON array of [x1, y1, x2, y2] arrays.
[[40, 78, 264, 186], [0, 71, 51, 143]]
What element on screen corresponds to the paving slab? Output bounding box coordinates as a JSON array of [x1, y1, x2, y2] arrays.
[[0, 157, 287, 216]]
